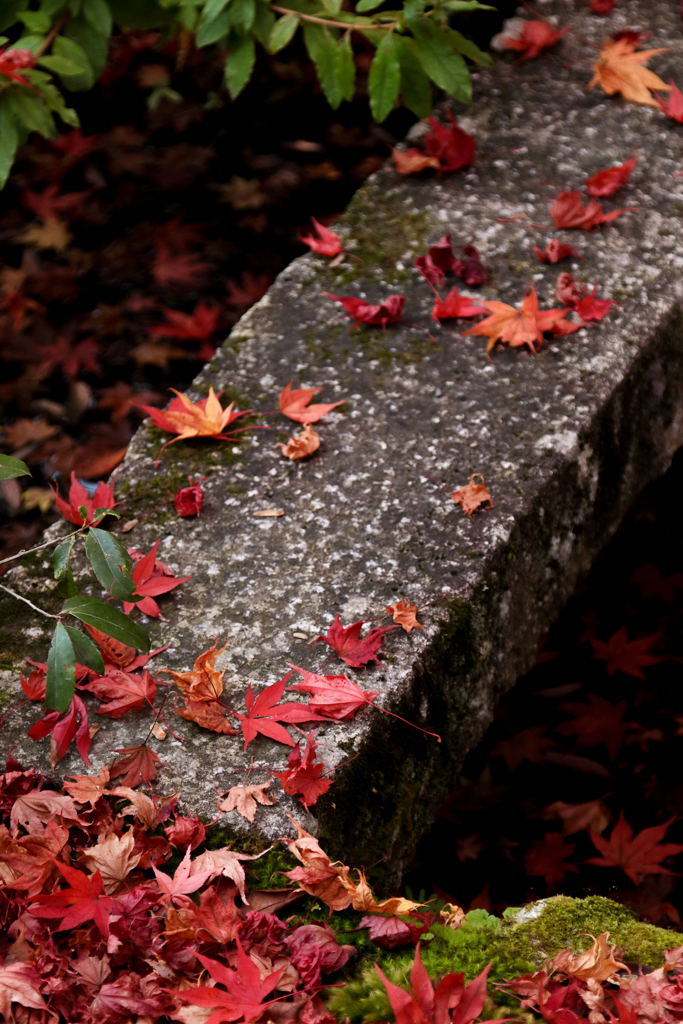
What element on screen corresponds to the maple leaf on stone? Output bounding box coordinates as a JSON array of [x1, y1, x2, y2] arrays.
[[310, 615, 398, 668], [377, 943, 491, 1024], [281, 816, 352, 910], [424, 112, 475, 174], [587, 813, 683, 884], [174, 940, 284, 1023], [556, 692, 639, 760], [28, 695, 92, 770], [588, 37, 669, 106], [278, 423, 321, 460], [287, 666, 381, 719], [80, 829, 143, 894], [50, 470, 118, 526], [525, 832, 579, 889], [234, 676, 327, 751], [20, 663, 46, 701], [63, 766, 111, 808], [550, 190, 636, 230], [326, 292, 405, 329], [122, 538, 191, 617], [153, 846, 213, 906], [590, 626, 664, 678], [174, 478, 205, 516], [451, 474, 493, 518], [136, 386, 254, 463], [161, 639, 228, 702], [392, 148, 441, 175], [82, 668, 157, 718], [556, 274, 617, 322], [299, 218, 342, 257], [270, 730, 333, 809], [586, 157, 638, 197], [498, 20, 566, 61], [175, 694, 238, 734], [461, 287, 578, 354], [218, 782, 275, 823], [654, 81, 683, 123], [490, 725, 559, 770], [0, 962, 48, 1021], [279, 380, 344, 424], [415, 234, 460, 288], [109, 743, 164, 788], [30, 861, 119, 938], [432, 288, 486, 324], [533, 239, 584, 263], [453, 245, 489, 286], [387, 599, 424, 633]]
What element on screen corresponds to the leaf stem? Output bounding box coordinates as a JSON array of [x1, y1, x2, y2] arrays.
[[270, 5, 398, 30], [0, 527, 83, 567], [0, 583, 61, 620], [36, 13, 69, 58]]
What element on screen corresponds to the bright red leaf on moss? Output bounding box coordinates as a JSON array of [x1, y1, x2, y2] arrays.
[[590, 626, 664, 678], [432, 288, 486, 324], [0, 46, 36, 88], [326, 293, 405, 329], [533, 240, 584, 263], [234, 675, 326, 751], [376, 942, 491, 1024], [550, 190, 635, 230], [310, 615, 398, 668], [654, 80, 683, 122], [30, 861, 119, 938], [424, 112, 475, 174], [136, 386, 254, 463], [587, 812, 683, 884], [175, 940, 284, 1023], [123, 538, 191, 617], [279, 380, 345, 424], [299, 218, 342, 257], [585, 157, 638, 197], [525, 832, 578, 888], [499, 20, 566, 61], [50, 471, 118, 526], [28, 695, 91, 770]]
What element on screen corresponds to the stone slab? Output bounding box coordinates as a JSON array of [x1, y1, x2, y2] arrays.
[[2, 0, 683, 883]]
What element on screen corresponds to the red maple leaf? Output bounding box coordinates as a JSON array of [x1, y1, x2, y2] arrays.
[[326, 293, 405, 329], [21, 185, 91, 223], [28, 695, 92, 769], [310, 615, 398, 668], [81, 667, 157, 718], [654, 80, 683, 122], [533, 240, 584, 263], [376, 943, 491, 1024], [499, 20, 566, 61], [414, 234, 459, 288], [174, 940, 284, 1023], [589, 0, 617, 12], [224, 271, 271, 308], [525, 832, 579, 889], [630, 563, 683, 604], [556, 692, 639, 760], [39, 335, 101, 380], [234, 675, 327, 751], [590, 626, 664, 678], [152, 245, 211, 287], [153, 216, 206, 253], [108, 743, 164, 788], [299, 218, 342, 257], [270, 730, 333, 809], [453, 245, 489, 285], [587, 812, 683, 884], [30, 861, 119, 938], [152, 846, 212, 905], [122, 538, 191, 617], [279, 380, 345, 424], [287, 666, 381, 719], [585, 157, 638, 197], [432, 288, 486, 324], [0, 46, 36, 88], [150, 300, 220, 341], [424, 112, 475, 173], [49, 128, 101, 162], [489, 725, 559, 770], [136, 386, 255, 463], [0, 289, 43, 330], [555, 274, 617, 322], [550, 191, 636, 230]]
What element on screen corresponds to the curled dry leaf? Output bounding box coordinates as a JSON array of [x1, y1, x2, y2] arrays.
[[174, 694, 238, 735], [451, 474, 493, 518], [498, 19, 566, 61], [79, 829, 142, 894], [440, 902, 466, 929], [253, 509, 284, 517], [545, 932, 627, 983], [326, 292, 405, 329], [161, 639, 227, 702], [392, 148, 441, 175], [278, 423, 320, 460], [386, 599, 424, 633], [281, 815, 352, 911], [533, 239, 584, 263], [218, 782, 275, 823], [341, 868, 424, 915], [588, 37, 669, 106]]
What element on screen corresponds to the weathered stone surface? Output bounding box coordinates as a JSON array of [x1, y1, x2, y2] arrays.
[[2, 0, 683, 882]]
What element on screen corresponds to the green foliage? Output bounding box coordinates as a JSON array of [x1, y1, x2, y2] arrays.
[[0, 454, 31, 480], [0, 0, 493, 188]]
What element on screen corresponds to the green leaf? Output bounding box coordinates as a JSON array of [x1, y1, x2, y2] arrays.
[[64, 625, 105, 675], [108, 0, 175, 27], [227, 0, 255, 33], [311, 27, 342, 108], [224, 31, 255, 99], [0, 1, 29, 33], [66, 14, 108, 78], [53, 34, 95, 89], [54, 536, 76, 581], [77, 504, 89, 524], [336, 32, 355, 102], [320, 0, 341, 14], [13, 35, 45, 52], [46, 622, 76, 712], [444, 27, 492, 65], [201, 0, 231, 20], [84, 528, 137, 601], [356, 0, 383, 10], [368, 31, 400, 122], [36, 80, 80, 127], [18, 10, 51, 32], [83, 0, 113, 35], [0, 101, 18, 190], [302, 20, 322, 61], [92, 507, 120, 522], [253, 2, 275, 46], [441, 0, 494, 9], [39, 53, 84, 76], [0, 453, 30, 481], [65, 595, 151, 652], [395, 34, 431, 118], [408, 17, 470, 101], [6, 87, 57, 139], [268, 11, 298, 52], [42, 0, 70, 16], [197, 7, 231, 45]]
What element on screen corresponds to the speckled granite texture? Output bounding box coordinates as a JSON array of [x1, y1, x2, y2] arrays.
[[1, 0, 682, 882]]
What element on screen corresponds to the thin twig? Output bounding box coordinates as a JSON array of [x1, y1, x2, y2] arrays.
[[0, 583, 61, 619], [0, 527, 82, 567], [36, 13, 68, 58], [270, 5, 397, 29]]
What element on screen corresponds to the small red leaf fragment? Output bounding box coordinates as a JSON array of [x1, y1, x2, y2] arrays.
[[533, 239, 584, 263], [299, 217, 342, 257], [585, 157, 638, 197], [310, 615, 398, 668], [424, 112, 475, 173], [654, 80, 683, 123], [326, 292, 405, 329]]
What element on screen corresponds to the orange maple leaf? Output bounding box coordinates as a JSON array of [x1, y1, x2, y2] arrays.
[[136, 387, 254, 463], [387, 598, 424, 633], [461, 287, 576, 354], [218, 783, 275, 823], [588, 37, 669, 107], [277, 423, 320, 460], [391, 148, 440, 175], [279, 380, 344, 423], [545, 933, 627, 982], [175, 695, 238, 734], [161, 639, 227, 702], [451, 474, 493, 518], [587, 812, 683, 884]]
